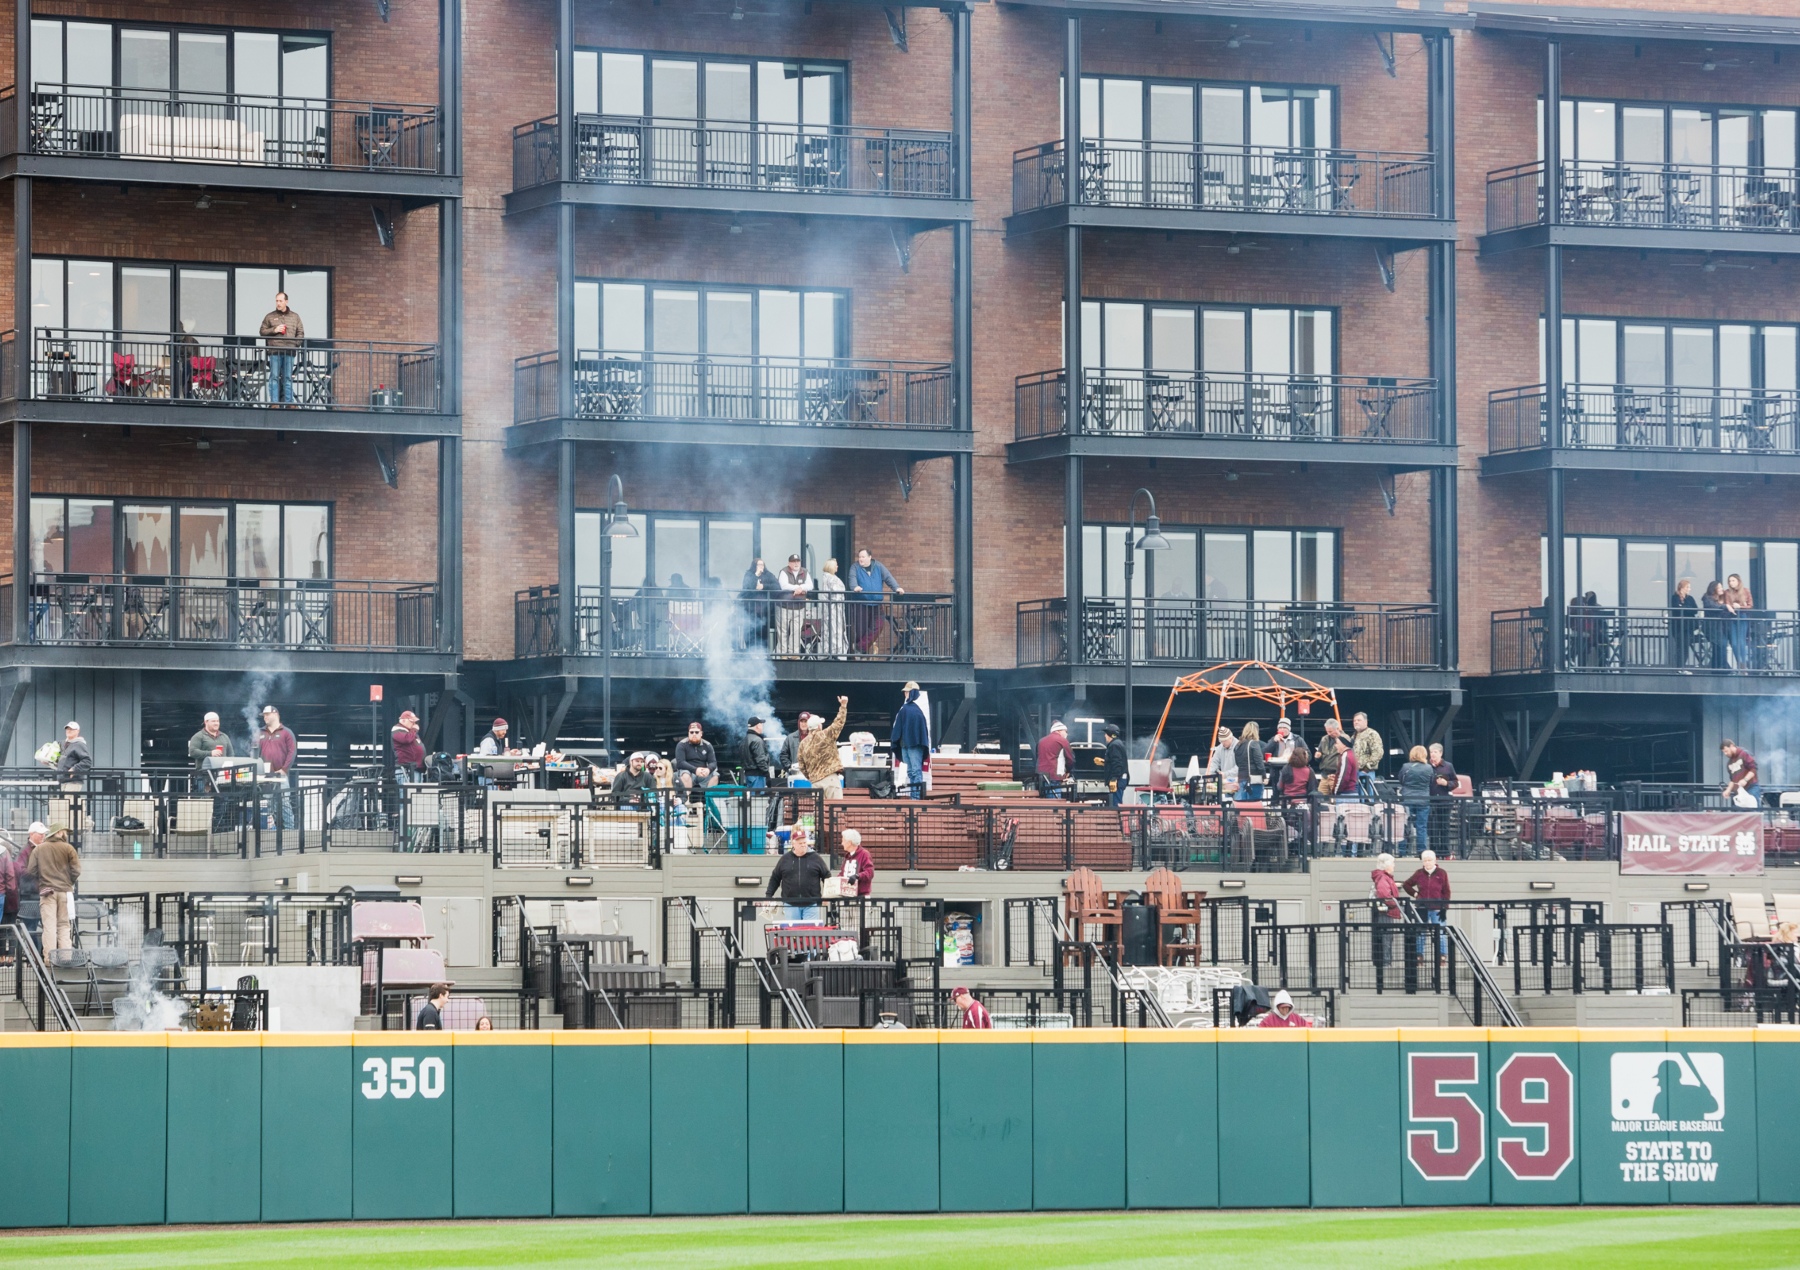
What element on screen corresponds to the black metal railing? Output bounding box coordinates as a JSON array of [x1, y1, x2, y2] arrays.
[[1510, 922, 1674, 995], [3, 84, 442, 173], [21, 574, 439, 652], [30, 328, 440, 412], [513, 115, 955, 197], [1013, 139, 1438, 218], [488, 792, 663, 868], [1015, 368, 1437, 443], [1682, 986, 1800, 1027], [1488, 158, 1800, 235], [5, 924, 78, 1030], [379, 988, 539, 1030], [1490, 383, 1800, 455], [515, 586, 956, 662], [1491, 606, 1800, 676], [1253, 921, 1483, 996], [154, 893, 356, 967], [1213, 986, 1337, 1027], [1016, 597, 1440, 670], [513, 350, 954, 430]]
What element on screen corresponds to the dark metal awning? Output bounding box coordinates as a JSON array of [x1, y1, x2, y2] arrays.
[[1472, 2, 1800, 46], [999, 0, 1469, 32]]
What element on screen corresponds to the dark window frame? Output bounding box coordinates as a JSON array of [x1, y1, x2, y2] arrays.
[[578, 47, 849, 126], [29, 494, 334, 583], [30, 17, 333, 100], [31, 253, 334, 339], [1082, 520, 1342, 603], [580, 276, 850, 362]]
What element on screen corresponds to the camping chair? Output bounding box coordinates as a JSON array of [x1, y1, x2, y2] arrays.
[[105, 353, 151, 397], [187, 354, 224, 400], [1144, 867, 1204, 966]]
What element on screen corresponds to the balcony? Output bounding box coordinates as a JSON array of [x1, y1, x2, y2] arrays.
[[1013, 598, 1450, 690], [1, 575, 446, 674], [506, 116, 967, 222], [8, 329, 453, 437], [513, 587, 960, 681], [1010, 368, 1446, 468], [1007, 140, 1453, 242], [1490, 607, 1800, 694], [0, 85, 452, 197], [1484, 383, 1800, 477], [1484, 159, 1800, 255], [509, 350, 964, 453]]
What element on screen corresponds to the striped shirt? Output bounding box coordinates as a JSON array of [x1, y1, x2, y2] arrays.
[[960, 999, 992, 1030]]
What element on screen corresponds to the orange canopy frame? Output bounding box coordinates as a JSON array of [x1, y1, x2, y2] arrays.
[[1146, 660, 1342, 761]]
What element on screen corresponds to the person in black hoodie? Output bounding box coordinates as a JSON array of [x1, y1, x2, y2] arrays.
[[416, 983, 450, 1030], [1102, 722, 1130, 808], [744, 718, 774, 789], [766, 825, 830, 921]]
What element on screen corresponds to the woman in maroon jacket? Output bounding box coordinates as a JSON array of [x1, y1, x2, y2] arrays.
[[1402, 850, 1452, 963], [838, 828, 875, 897]]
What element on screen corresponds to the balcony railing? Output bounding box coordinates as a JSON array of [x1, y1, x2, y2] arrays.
[[514, 351, 954, 431], [1015, 369, 1437, 444], [28, 329, 440, 413], [13, 575, 439, 652], [1, 85, 441, 173], [1013, 139, 1438, 218], [1490, 383, 1800, 456], [513, 115, 955, 198], [1491, 606, 1800, 675], [1016, 598, 1440, 670], [1487, 159, 1800, 235], [516, 587, 955, 662]]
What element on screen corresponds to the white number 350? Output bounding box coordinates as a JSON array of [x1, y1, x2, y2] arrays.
[[361, 1056, 446, 1100]]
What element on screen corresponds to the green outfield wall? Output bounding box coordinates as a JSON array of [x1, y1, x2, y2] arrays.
[[0, 1027, 1789, 1227]]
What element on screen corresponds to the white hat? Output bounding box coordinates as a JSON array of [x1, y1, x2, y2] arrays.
[[1051, 721, 1068, 733], [27, 821, 45, 836], [1271, 990, 1294, 1008]]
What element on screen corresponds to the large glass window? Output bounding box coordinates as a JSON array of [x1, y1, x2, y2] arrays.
[[30, 497, 330, 581], [575, 512, 851, 593], [1543, 316, 1800, 391], [1543, 536, 1800, 610], [1544, 98, 1798, 170], [1081, 301, 1334, 376], [33, 257, 330, 338], [575, 50, 843, 125], [31, 19, 329, 99], [576, 280, 844, 360], [1083, 524, 1336, 602], [1072, 76, 1333, 149]]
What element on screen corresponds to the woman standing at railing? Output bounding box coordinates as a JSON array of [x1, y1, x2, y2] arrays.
[[1725, 574, 1755, 669], [1702, 580, 1731, 669], [817, 558, 848, 657]]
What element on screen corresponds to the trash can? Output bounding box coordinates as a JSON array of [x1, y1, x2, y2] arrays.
[[704, 785, 767, 853], [1120, 901, 1157, 966]]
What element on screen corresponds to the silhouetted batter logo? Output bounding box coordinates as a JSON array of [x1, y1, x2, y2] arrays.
[[1610, 1052, 1724, 1130]]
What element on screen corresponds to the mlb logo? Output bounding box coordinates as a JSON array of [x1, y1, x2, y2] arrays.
[[1610, 1053, 1725, 1122]]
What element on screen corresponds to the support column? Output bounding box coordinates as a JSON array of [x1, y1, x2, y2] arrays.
[[1061, 17, 1083, 681], [436, 0, 462, 655], [1546, 468, 1565, 673], [440, 0, 461, 178], [558, 440, 576, 656], [12, 166, 29, 645], [556, 0, 575, 183], [438, 438, 462, 651], [1427, 32, 1458, 671], [1543, 41, 1563, 226], [1065, 456, 1083, 675], [950, 3, 973, 665], [555, 0, 576, 423]]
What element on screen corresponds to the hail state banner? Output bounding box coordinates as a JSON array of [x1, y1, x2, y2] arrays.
[[1619, 811, 1764, 876]]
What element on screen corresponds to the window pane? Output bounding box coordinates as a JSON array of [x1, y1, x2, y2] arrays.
[[574, 511, 599, 589], [178, 32, 227, 96], [1622, 324, 1665, 385], [178, 507, 229, 578], [651, 60, 697, 118], [802, 518, 837, 573], [1574, 101, 1615, 162], [119, 29, 171, 91], [1080, 300, 1102, 370], [1670, 109, 1711, 165], [1102, 302, 1144, 370], [1719, 111, 1751, 169], [120, 265, 171, 335], [1103, 526, 1125, 598], [1624, 542, 1668, 610], [280, 270, 329, 340], [1252, 530, 1293, 602], [574, 280, 599, 352], [31, 259, 64, 332], [123, 504, 173, 577], [1621, 106, 1663, 164], [704, 62, 751, 122], [1153, 531, 1197, 598], [234, 33, 278, 101], [1721, 326, 1752, 390], [1721, 542, 1754, 596], [1082, 524, 1102, 597], [284, 506, 330, 580], [756, 62, 798, 125], [609, 515, 647, 590], [598, 54, 644, 117], [1766, 110, 1797, 171], [1674, 544, 1716, 594], [1250, 309, 1291, 375], [1200, 86, 1243, 147], [1764, 542, 1798, 612], [66, 500, 113, 575], [800, 70, 836, 128], [1295, 310, 1331, 375], [31, 20, 62, 88], [1671, 326, 1713, 387], [1249, 87, 1291, 149], [1078, 76, 1098, 141], [1299, 531, 1335, 602], [752, 290, 794, 358], [235, 268, 281, 338], [280, 36, 328, 99], [1204, 533, 1247, 600], [1101, 78, 1142, 141], [1202, 309, 1245, 373], [600, 282, 643, 351], [179, 268, 228, 336], [759, 517, 801, 575], [652, 289, 699, 354], [1766, 327, 1797, 393], [708, 520, 754, 587], [67, 260, 112, 330], [709, 291, 755, 357], [66, 22, 111, 88], [802, 292, 839, 359], [1310, 90, 1334, 149], [1149, 308, 1196, 372], [1148, 85, 1193, 144], [1579, 537, 1619, 607], [30, 498, 65, 575], [235, 504, 280, 580], [1576, 318, 1616, 383]]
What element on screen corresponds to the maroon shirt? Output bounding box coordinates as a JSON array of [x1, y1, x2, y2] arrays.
[[391, 724, 426, 769], [257, 726, 297, 774], [1402, 866, 1452, 909], [1035, 731, 1074, 779]]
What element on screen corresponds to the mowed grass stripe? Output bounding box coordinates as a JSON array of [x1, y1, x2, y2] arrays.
[[1, 1208, 1799, 1269]]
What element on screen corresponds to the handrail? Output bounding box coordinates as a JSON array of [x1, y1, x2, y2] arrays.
[[8, 923, 78, 1031], [1044, 896, 1171, 1028], [683, 896, 813, 1029], [1400, 899, 1521, 1027]]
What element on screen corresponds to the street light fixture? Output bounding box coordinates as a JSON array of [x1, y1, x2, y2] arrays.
[[1123, 488, 1169, 762], [600, 473, 637, 767]]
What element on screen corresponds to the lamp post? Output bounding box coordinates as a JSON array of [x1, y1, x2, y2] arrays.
[[600, 473, 638, 766], [1122, 487, 1170, 762]]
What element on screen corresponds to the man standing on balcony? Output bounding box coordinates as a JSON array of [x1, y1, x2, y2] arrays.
[[259, 292, 305, 406], [54, 722, 92, 786], [849, 549, 903, 655], [257, 706, 297, 831], [391, 710, 425, 785], [775, 555, 813, 655]]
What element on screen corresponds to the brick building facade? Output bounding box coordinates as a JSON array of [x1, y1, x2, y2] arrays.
[[0, 0, 1795, 784]]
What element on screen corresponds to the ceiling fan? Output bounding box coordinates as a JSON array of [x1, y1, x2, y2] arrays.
[[154, 433, 252, 451], [1674, 252, 1753, 273], [1198, 25, 1272, 50], [1679, 47, 1743, 73], [1197, 235, 1272, 256], [690, 0, 789, 19], [156, 192, 249, 211]]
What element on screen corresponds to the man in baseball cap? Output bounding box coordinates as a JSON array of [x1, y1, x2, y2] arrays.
[[392, 709, 426, 784]]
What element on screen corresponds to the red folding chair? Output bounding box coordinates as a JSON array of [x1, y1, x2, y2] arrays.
[[188, 355, 223, 400]]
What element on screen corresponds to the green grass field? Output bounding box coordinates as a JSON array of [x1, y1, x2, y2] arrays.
[[2, 1209, 1799, 1269]]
